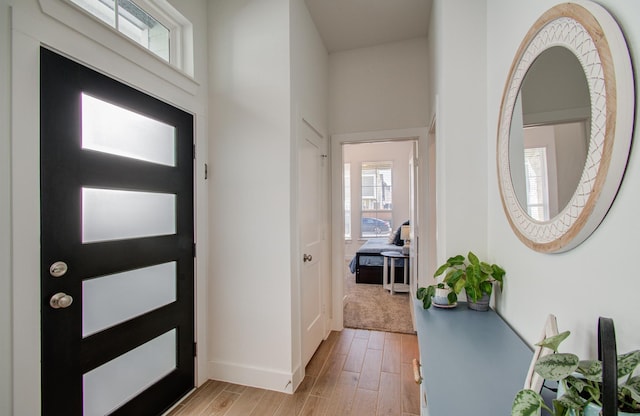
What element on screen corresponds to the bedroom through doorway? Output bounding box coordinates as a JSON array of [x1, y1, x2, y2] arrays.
[[341, 140, 416, 334]]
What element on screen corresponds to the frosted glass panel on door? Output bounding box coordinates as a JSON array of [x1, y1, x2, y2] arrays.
[[83, 329, 176, 416], [82, 262, 177, 337], [82, 188, 176, 243], [81, 93, 176, 166]]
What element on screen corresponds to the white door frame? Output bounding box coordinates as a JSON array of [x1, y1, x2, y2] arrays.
[[9, 7, 208, 414], [330, 127, 428, 331]]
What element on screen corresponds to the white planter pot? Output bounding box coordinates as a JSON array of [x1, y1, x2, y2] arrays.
[[433, 287, 453, 305]]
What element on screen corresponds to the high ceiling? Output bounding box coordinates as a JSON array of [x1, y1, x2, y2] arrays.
[[305, 0, 432, 53]]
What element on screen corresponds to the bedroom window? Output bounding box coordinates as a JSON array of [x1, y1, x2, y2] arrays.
[[361, 162, 392, 238]]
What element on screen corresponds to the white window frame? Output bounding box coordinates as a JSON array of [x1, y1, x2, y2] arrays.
[[132, 0, 185, 68], [523, 146, 550, 221], [344, 162, 351, 240], [40, 0, 195, 79]]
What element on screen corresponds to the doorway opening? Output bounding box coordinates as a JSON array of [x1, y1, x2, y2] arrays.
[[330, 127, 429, 337], [341, 139, 416, 334]]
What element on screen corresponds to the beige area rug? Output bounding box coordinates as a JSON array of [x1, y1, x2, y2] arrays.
[[343, 263, 415, 334]]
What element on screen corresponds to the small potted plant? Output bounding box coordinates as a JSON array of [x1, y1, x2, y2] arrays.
[[416, 282, 456, 309], [512, 332, 640, 415], [417, 251, 505, 311]]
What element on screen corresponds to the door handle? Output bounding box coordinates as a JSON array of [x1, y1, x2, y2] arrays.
[[50, 292, 73, 309], [303, 254, 313, 262]]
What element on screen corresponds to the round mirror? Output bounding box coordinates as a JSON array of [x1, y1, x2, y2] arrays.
[[497, 2, 634, 253]]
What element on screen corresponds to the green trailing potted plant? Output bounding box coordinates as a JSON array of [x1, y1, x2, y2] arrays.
[[512, 332, 640, 416], [416, 282, 456, 309], [417, 251, 505, 311]]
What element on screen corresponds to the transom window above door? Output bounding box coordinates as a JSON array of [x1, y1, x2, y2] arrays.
[[64, 0, 191, 72]]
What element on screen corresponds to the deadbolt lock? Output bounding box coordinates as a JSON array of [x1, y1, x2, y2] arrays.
[[49, 261, 68, 278]]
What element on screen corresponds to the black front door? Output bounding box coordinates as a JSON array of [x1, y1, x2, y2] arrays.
[[40, 48, 194, 415]]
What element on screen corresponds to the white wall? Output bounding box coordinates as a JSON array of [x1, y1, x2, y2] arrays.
[[291, 0, 329, 133], [486, 0, 640, 358], [207, 0, 329, 392], [208, 0, 298, 393], [7, 1, 210, 413], [328, 36, 430, 298], [428, 0, 488, 270], [0, 0, 12, 413], [329, 37, 429, 135]]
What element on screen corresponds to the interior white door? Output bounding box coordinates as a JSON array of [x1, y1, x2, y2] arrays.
[[299, 123, 325, 366]]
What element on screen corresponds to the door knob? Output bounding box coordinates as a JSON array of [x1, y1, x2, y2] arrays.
[[50, 292, 73, 309], [303, 254, 313, 262]]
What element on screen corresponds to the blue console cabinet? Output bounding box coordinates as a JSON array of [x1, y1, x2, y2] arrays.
[[414, 300, 533, 415]]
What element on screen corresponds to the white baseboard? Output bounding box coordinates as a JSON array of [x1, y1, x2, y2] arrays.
[[208, 360, 297, 394]]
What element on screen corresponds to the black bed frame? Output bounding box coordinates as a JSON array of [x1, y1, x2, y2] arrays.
[[354, 252, 408, 285]]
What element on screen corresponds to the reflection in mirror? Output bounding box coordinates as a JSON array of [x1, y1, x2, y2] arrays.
[[509, 46, 590, 221]]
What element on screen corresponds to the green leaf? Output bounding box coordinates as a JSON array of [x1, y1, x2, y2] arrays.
[[492, 265, 505, 291], [447, 291, 458, 304], [535, 353, 579, 381], [552, 400, 569, 416], [576, 360, 601, 382], [466, 286, 478, 302], [426, 286, 436, 297], [452, 278, 466, 294], [564, 376, 589, 402], [468, 264, 481, 280], [445, 269, 465, 284], [449, 272, 466, 294], [479, 281, 493, 296], [479, 262, 493, 275], [618, 350, 640, 378], [536, 331, 570, 353], [467, 251, 479, 266], [416, 287, 427, 300], [492, 264, 506, 278], [555, 389, 586, 414], [447, 254, 465, 266], [565, 375, 588, 394], [417, 286, 437, 309], [511, 389, 543, 416], [433, 263, 449, 277], [621, 376, 640, 404]]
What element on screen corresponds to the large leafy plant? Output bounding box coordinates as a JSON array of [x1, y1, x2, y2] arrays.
[[417, 251, 505, 309], [512, 331, 640, 415]]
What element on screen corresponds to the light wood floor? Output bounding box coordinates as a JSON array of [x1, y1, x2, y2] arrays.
[[167, 328, 420, 416]]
